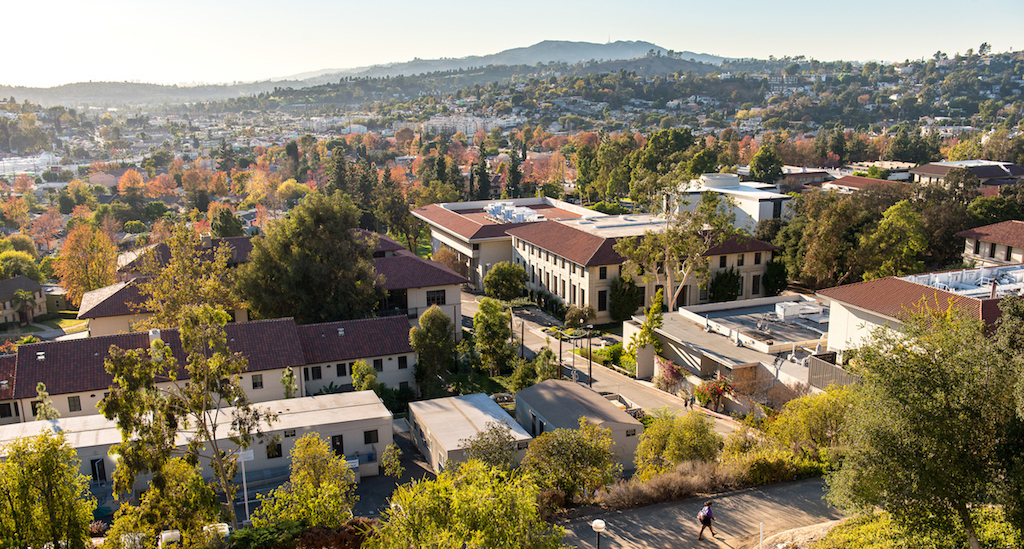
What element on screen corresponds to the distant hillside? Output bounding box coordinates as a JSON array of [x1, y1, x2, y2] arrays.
[[0, 40, 726, 107]]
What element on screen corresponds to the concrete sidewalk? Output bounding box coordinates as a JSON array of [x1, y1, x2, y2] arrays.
[[561, 478, 843, 549]]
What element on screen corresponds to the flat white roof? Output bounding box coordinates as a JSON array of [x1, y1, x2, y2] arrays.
[[899, 264, 1024, 300], [559, 214, 666, 238], [0, 392, 391, 455], [409, 393, 531, 450]]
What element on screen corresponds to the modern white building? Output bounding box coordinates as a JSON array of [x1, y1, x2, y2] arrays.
[[671, 173, 790, 232]]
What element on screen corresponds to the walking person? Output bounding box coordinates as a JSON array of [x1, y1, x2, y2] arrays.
[[697, 500, 716, 540]]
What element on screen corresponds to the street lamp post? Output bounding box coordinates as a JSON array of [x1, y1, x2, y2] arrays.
[[587, 324, 594, 388], [592, 519, 606, 549]]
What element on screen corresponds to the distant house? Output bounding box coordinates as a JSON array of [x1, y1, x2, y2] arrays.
[[955, 220, 1024, 267], [408, 393, 532, 473], [89, 168, 141, 191], [515, 380, 643, 469], [823, 175, 907, 194], [0, 276, 45, 326], [910, 160, 1024, 188]]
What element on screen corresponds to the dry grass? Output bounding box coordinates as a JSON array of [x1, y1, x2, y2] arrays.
[[596, 460, 742, 510]]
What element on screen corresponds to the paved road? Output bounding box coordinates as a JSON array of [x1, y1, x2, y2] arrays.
[[561, 478, 843, 549], [461, 292, 739, 436]]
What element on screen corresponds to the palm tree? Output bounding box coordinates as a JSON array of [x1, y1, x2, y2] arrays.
[[11, 289, 38, 328]]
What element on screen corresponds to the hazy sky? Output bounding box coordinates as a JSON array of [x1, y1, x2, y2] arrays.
[[6, 0, 1022, 88]]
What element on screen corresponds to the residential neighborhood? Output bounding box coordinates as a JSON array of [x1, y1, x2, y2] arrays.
[[0, 27, 1023, 549]]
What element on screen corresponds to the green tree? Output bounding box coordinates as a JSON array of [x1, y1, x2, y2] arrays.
[[134, 223, 241, 330], [615, 192, 735, 309], [749, 145, 783, 185], [521, 418, 621, 503], [564, 304, 596, 328], [100, 305, 277, 529], [461, 420, 519, 470], [11, 288, 39, 324], [483, 261, 526, 302], [768, 385, 855, 450], [762, 259, 788, 297], [104, 458, 221, 549], [368, 460, 564, 549], [0, 431, 95, 549], [409, 304, 455, 397], [634, 410, 722, 481], [859, 200, 927, 279], [627, 288, 664, 360], [0, 250, 42, 282], [211, 208, 245, 237], [236, 192, 382, 324], [33, 382, 60, 420], [826, 307, 1024, 549], [473, 297, 513, 375], [474, 146, 491, 200], [351, 360, 377, 391], [381, 443, 404, 479], [251, 433, 357, 528], [708, 267, 741, 302], [281, 367, 298, 399], [609, 276, 644, 322]]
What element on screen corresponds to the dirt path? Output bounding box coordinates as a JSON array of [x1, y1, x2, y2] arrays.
[[560, 478, 844, 549]]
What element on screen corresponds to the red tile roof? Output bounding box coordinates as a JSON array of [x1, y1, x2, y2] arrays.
[[77, 279, 148, 319], [296, 316, 414, 365], [6, 315, 418, 400], [507, 223, 777, 267], [955, 220, 1024, 249], [12, 318, 305, 400], [374, 252, 468, 290], [411, 204, 537, 241], [818, 277, 1001, 325], [506, 222, 621, 266], [0, 354, 15, 400]]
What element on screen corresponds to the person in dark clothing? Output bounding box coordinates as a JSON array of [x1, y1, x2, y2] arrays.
[[697, 500, 716, 540]]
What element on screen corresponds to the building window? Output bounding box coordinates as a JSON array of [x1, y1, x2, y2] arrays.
[[545, 272, 550, 290], [398, 356, 408, 369], [332, 435, 344, 457], [700, 287, 709, 301], [531, 267, 536, 284], [598, 290, 608, 312], [284, 429, 296, 437], [580, 289, 585, 305], [719, 256, 727, 268], [338, 364, 346, 377], [267, 442, 283, 459], [737, 254, 745, 267], [754, 252, 762, 265], [990, 242, 997, 258], [752, 275, 762, 295], [426, 290, 446, 306], [571, 264, 575, 275], [68, 396, 82, 413], [348, 362, 356, 376], [311, 366, 322, 380], [364, 430, 379, 445], [626, 429, 636, 437], [1007, 247, 1013, 261], [303, 368, 309, 381], [0, 403, 11, 418], [974, 239, 981, 255], [373, 359, 383, 372], [399, 381, 409, 390], [472, 244, 479, 250], [31, 401, 40, 417], [599, 266, 607, 279], [561, 280, 566, 298], [252, 374, 264, 390]]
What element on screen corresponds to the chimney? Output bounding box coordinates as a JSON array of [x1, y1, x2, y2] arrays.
[[149, 329, 162, 346], [337, 327, 345, 337]]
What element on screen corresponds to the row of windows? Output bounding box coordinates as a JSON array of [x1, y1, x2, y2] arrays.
[[718, 252, 763, 269], [267, 429, 379, 461], [974, 239, 1014, 261], [516, 239, 585, 276], [299, 356, 409, 383]]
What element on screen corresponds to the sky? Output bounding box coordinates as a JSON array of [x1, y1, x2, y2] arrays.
[[6, 0, 1023, 88]]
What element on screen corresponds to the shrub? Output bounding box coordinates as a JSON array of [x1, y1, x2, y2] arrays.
[[733, 448, 798, 486], [230, 520, 304, 549], [88, 521, 109, 537], [634, 411, 722, 481], [595, 460, 739, 511]]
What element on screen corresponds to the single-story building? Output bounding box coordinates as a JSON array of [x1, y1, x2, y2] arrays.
[[408, 393, 532, 473], [514, 380, 643, 469]]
